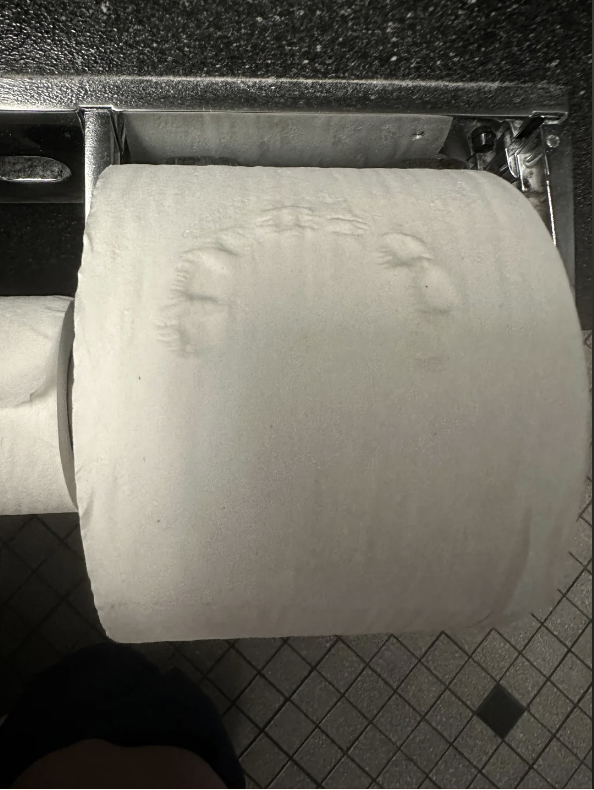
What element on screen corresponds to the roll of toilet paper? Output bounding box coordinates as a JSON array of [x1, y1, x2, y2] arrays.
[[0, 296, 77, 515], [74, 165, 590, 642]]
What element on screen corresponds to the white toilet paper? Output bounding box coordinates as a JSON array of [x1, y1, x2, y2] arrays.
[[0, 296, 77, 515], [75, 165, 590, 642]]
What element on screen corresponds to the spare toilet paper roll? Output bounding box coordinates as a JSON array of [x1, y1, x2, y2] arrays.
[[0, 296, 77, 515], [74, 165, 590, 642]]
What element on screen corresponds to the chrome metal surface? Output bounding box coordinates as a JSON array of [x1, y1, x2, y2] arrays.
[[0, 75, 568, 117], [124, 111, 452, 167], [0, 75, 574, 289], [542, 123, 574, 290], [472, 114, 574, 290], [82, 109, 123, 218]]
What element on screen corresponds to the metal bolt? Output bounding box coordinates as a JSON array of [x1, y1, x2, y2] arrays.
[[545, 132, 560, 149], [471, 125, 497, 153]]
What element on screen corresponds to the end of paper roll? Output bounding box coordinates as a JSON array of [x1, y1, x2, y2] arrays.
[[74, 165, 590, 642], [57, 300, 78, 510], [0, 296, 77, 515]]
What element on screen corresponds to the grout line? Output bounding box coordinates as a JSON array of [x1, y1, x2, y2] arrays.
[[254, 621, 591, 789], [233, 638, 387, 786], [36, 514, 80, 543], [0, 543, 33, 607], [2, 516, 83, 599], [2, 563, 102, 671], [201, 641, 342, 786], [221, 635, 427, 787], [269, 633, 470, 783], [0, 515, 36, 547]]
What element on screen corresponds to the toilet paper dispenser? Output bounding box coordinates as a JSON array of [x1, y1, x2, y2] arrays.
[[0, 75, 574, 289]]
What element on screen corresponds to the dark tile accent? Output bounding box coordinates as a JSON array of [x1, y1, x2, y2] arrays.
[[477, 684, 525, 739]]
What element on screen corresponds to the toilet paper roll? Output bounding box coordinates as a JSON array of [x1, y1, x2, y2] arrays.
[[0, 296, 77, 515], [75, 165, 590, 642]]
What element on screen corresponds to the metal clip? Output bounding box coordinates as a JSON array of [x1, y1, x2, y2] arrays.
[[81, 109, 125, 218]]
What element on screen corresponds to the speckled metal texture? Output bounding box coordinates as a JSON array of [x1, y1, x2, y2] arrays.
[[0, 75, 569, 116], [0, 0, 590, 325]]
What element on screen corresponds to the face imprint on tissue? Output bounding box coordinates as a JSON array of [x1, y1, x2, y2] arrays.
[[254, 204, 369, 238], [155, 215, 458, 360], [376, 232, 459, 374], [377, 232, 460, 315], [155, 202, 370, 358], [156, 243, 236, 357]]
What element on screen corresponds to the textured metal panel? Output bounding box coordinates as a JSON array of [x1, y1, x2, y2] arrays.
[[0, 75, 568, 117], [123, 111, 452, 167]]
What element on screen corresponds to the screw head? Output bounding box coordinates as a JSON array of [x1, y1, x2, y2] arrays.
[[545, 132, 561, 149], [471, 125, 497, 153]]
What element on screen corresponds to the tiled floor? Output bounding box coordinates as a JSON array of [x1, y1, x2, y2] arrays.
[[0, 333, 591, 789]]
